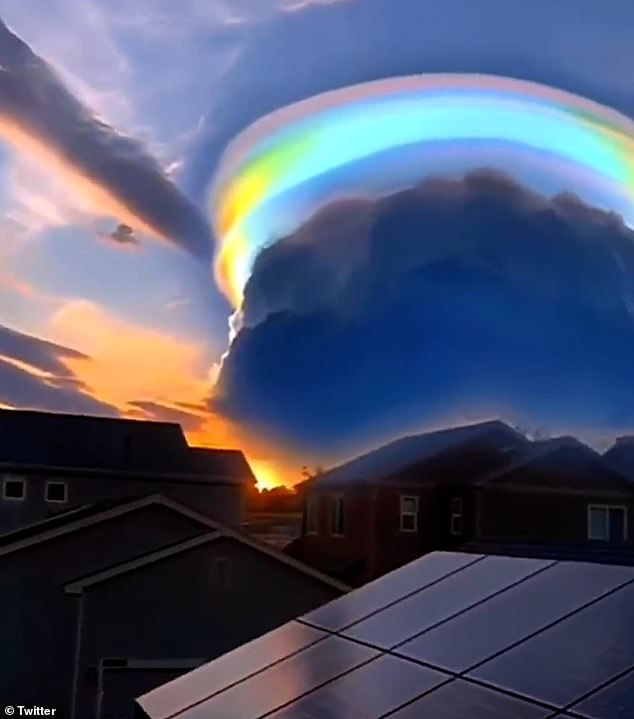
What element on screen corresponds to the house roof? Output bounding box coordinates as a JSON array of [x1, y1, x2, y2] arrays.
[[188, 447, 256, 484], [383, 434, 524, 489], [0, 493, 224, 557], [311, 420, 528, 488], [64, 527, 350, 595], [0, 408, 254, 484], [136, 550, 634, 719], [603, 436, 634, 481], [0, 495, 139, 548], [0, 490, 346, 592], [479, 436, 633, 493]]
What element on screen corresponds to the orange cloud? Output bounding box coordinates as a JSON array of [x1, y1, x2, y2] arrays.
[[49, 300, 209, 408], [47, 300, 297, 488]]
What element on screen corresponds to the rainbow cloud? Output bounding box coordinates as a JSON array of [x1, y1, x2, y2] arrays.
[[211, 74, 634, 309]]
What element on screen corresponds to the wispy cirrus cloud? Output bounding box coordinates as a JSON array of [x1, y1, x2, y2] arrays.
[[0, 16, 212, 260]]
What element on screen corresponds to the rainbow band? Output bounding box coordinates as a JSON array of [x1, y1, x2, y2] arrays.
[[211, 74, 634, 309]]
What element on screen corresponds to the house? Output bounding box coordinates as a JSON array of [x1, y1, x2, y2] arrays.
[[602, 434, 634, 479], [242, 486, 303, 549], [0, 493, 347, 717], [290, 422, 634, 586], [288, 420, 528, 584], [242, 511, 303, 549], [0, 409, 255, 532], [473, 436, 634, 554], [136, 549, 634, 719]]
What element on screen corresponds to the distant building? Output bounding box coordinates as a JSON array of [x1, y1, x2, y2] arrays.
[[0, 493, 347, 718], [136, 550, 634, 719], [0, 409, 255, 532], [603, 434, 634, 479], [287, 421, 526, 584], [242, 511, 303, 550], [474, 436, 634, 550], [289, 421, 634, 585]]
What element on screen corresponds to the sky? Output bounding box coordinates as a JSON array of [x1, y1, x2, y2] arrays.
[[0, 0, 633, 488]]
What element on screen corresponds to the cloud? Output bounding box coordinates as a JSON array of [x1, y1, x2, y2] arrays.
[[0, 17, 211, 260], [127, 399, 206, 432], [48, 300, 213, 411], [182, 0, 634, 203], [0, 323, 118, 414], [211, 171, 634, 460], [100, 223, 139, 248]]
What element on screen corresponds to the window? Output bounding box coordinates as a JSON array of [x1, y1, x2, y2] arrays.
[[45, 481, 67, 503], [587, 504, 628, 542], [450, 497, 463, 536], [330, 495, 345, 536], [400, 495, 419, 532], [213, 557, 231, 588], [3, 477, 25, 501], [306, 494, 320, 534]]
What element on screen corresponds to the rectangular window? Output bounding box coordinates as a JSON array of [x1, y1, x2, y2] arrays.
[[45, 481, 68, 503], [450, 497, 464, 536], [3, 477, 25, 501], [330, 495, 345, 536], [400, 495, 419, 532], [587, 504, 628, 542], [306, 494, 319, 534]]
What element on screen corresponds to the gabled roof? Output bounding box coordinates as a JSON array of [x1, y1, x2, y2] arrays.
[[0, 496, 139, 548], [0, 408, 255, 484], [384, 432, 524, 488], [603, 436, 634, 482], [479, 436, 633, 492], [189, 447, 256, 485], [0, 408, 188, 472], [311, 420, 528, 488], [64, 528, 349, 595], [0, 493, 224, 557]]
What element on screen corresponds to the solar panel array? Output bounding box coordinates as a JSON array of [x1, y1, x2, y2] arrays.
[[137, 551, 634, 719]]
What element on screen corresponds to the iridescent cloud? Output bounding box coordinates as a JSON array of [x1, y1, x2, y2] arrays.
[[211, 74, 634, 308]]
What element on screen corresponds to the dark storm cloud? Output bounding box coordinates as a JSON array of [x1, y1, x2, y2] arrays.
[[211, 171, 634, 458], [0, 324, 118, 415], [0, 19, 211, 260]]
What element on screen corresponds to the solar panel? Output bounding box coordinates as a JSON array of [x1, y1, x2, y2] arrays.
[[136, 621, 326, 719], [265, 655, 448, 719], [398, 561, 634, 673], [343, 555, 551, 648], [303, 551, 483, 631], [167, 636, 378, 719], [137, 553, 634, 719], [570, 667, 634, 718], [471, 581, 634, 707], [386, 679, 553, 719]]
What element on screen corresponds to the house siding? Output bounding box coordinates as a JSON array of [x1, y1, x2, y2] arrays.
[[0, 505, 213, 712], [0, 473, 244, 533], [73, 538, 343, 718], [476, 487, 634, 547], [300, 487, 375, 580], [296, 483, 482, 584]]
